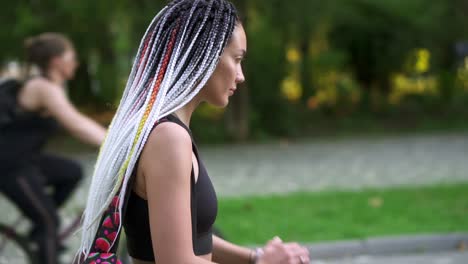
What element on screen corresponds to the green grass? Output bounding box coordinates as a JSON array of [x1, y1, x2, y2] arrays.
[[216, 183, 468, 245]]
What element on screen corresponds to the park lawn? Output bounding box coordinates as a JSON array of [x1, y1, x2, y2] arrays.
[[215, 183, 468, 245]]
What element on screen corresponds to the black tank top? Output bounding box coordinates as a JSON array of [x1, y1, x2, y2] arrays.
[[123, 114, 218, 261], [0, 87, 58, 171]]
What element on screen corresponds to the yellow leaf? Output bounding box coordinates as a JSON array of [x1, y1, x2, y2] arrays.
[[286, 47, 301, 63]]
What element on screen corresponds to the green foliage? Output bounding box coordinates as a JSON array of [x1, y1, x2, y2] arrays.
[[243, 1, 289, 136], [2, 0, 468, 141]]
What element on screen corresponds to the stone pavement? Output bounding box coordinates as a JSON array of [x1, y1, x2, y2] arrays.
[[311, 251, 468, 264], [305, 233, 468, 264], [71, 132, 468, 197]]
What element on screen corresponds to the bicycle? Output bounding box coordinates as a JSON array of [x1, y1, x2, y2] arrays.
[[0, 199, 131, 264]]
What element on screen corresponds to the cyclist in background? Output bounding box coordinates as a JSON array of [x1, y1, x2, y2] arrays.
[[0, 32, 107, 264]]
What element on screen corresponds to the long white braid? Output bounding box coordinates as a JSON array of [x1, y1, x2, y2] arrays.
[[77, 0, 238, 259]]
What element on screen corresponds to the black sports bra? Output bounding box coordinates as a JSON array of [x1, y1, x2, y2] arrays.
[[123, 114, 218, 261]]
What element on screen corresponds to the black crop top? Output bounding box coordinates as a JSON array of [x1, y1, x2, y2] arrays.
[[123, 114, 218, 261], [0, 109, 58, 171]]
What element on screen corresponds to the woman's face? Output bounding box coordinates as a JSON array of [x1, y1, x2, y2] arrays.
[[200, 24, 247, 107], [51, 48, 79, 80]]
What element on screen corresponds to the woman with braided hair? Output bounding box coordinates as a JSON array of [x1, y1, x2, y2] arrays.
[[77, 1, 310, 263]]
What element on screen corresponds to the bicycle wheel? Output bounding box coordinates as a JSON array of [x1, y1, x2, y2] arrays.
[[0, 223, 37, 264]]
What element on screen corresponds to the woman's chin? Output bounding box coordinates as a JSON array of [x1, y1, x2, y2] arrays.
[[211, 98, 229, 108], [220, 98, 230, 108]]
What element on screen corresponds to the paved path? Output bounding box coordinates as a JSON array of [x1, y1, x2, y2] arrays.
[[71, 132, 468, 197], [311, 251, 468, 264]]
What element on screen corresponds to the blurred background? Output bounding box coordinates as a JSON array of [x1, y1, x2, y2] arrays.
[[1, 0, 467, 263], [2, 0, 468, 142]]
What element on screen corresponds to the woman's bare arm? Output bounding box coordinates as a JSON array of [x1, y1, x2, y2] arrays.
[[212, 235, 253, 264], [139, 122, 216, 264], [30, 79, 106, 146]]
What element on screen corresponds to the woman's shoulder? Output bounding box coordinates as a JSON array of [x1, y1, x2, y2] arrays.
[[24, 76, 50, 87], [138, 120, 194, 182], [22, 76, 61, 96], [23, 76, 58, 89], [145, 120, 193, 155], [19, 77, 66, 110], [17, 77, 51, 111]]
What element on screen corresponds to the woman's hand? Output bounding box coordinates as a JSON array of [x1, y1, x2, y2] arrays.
[[257, 236, 310, 264]]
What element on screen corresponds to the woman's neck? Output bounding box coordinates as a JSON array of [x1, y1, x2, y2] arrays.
[[173, 97, 202, 127], [45, 69, 66, 86]]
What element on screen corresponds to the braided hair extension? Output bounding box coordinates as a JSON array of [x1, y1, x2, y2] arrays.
[[78, 0, 239, 257]]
